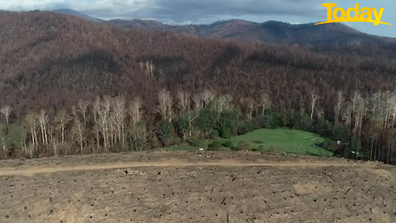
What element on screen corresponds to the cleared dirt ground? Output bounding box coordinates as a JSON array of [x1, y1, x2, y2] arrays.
[[0, 151, 395, 223]]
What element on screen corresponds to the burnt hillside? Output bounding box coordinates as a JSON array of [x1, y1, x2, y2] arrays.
[[0, 10, 396, 119]]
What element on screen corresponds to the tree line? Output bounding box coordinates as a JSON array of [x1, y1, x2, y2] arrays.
[[0, 87, 396, 165]]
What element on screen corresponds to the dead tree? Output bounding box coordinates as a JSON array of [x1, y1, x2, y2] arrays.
[[24, 111, 38, 153], [201, 89, 216, 109], [310, 89, 320, 119], [37, 109, 49, 145], [128, 97, 143, 126], [259, 92, 271, 115], [113, 95, 126, 148], [240, 97, 255, 120], [333, 90, 345, 129], [192, 94, 203, 111], [54, 109, 72, 143], [77, 100, 91, 127], [177, 90, 191, 114], [157, 88, 173, 121], [0, 105, 12, 132]]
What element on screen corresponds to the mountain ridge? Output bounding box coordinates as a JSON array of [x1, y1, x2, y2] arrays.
[[44, 8, 394, 46]]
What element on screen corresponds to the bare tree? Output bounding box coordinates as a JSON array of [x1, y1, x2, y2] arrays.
[[113, 95, 126, 148], [316, 107, 324, 119], [185, 109, 199, 138], [212, 94, 233, 113], [333, 90, 345, 128], [0, 105, 12, 132], [177, 90, 191, 114], [92, 96, 101, 150], [96, 96, 111, 152], [259, 93, 271, 115], [72, 116, 84, 153], [157, 88, 173, 121], [54, 109, 72, 143], [0, 124, 8, 159], [24, 111, 38, 152], [77, 100, 91, 127], [128, 97, 143, 126], [310, 89, 320, 119], [192, 94, 203, 111], [201, 89, 216, 109], [342, 102, 353, 130], [240, 97, 255, 120], [351, 91, 366, 137], [37, 109, 49, 145]]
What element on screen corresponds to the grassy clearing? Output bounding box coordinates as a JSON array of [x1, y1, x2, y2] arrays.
[[233, 128, 332, 156], [158, 128, 333, 157]]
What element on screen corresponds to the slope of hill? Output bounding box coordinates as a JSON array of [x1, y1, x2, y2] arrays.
[[0, 10, 396, 117]]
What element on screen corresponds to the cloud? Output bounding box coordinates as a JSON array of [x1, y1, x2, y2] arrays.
[[2, 0, 325, 23]]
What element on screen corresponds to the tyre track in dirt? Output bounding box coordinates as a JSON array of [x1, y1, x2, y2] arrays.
[[0, 159, 371, 177]]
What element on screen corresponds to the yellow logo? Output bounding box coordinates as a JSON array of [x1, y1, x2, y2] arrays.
[[315, 3, 392, 26]]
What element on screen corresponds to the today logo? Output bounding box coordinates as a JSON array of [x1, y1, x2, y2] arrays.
[[315, 3, 392, 26]]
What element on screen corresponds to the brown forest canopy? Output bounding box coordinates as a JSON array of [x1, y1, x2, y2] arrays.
[[1, 10, 396, 121]]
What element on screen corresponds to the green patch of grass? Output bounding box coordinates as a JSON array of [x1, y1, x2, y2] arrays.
[[232, 128, 333, 156]]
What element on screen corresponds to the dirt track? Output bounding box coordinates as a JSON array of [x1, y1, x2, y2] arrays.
[[0, 151, 395, 223]]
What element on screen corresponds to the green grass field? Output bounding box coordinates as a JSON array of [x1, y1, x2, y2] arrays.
[[232, 128, 332, 156], [158, 128, 333, 157]]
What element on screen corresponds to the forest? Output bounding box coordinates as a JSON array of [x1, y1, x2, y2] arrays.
[[1, 11, 396, 163]]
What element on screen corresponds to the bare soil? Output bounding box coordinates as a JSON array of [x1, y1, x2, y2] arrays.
[[0, 151, 395, 223]]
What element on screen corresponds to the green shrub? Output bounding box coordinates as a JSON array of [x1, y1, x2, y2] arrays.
[[220, 128, 233, 138], [222, 140, 233, 148], [238, 121, 255, 135], [320, 138, 336, 151], [258, 145, 265, 151], [187, 138, 200, 147], [251, 148, 259, 152], [210, 130, 219, 139], [208, 140, 222, 150]]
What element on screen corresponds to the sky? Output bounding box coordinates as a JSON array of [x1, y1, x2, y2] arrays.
[[1, 0, 395, 37]]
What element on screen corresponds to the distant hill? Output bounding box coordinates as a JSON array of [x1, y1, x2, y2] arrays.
[[52, 9, 103, 22], [107, 19, 396, 46], [49, 8, 395, 46]]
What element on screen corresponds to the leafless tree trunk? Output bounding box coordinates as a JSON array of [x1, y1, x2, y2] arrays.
[[157, 88, 173, 121], [93, 96, 101, 150], [177, 90, 191, 114], [77, 100, 91, 127], [259, 92, 271, 115], [310, 89, 320, 119], [192, 94, 203, 111], [333, 90, 344, 129], [240, 97, 255, 120], [55, 109, 72, 143], [128, 96, 143, 126], [37, 109, 49, 145], [113, 95, 126, 148], [24, 111, 38, 151], [97, 96, 111, 152], [201, 89, 216, 109], [0, 105, 12, 132]]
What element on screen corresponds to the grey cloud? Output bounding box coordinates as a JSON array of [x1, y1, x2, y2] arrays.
[[81, 0, 326, 23]]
